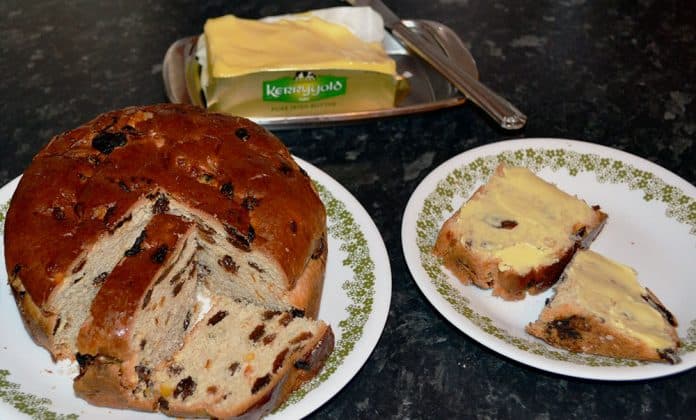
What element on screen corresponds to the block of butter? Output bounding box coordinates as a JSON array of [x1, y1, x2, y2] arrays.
[[187, 7, 407, 118]]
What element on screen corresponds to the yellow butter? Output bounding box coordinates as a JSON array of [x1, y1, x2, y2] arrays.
[[204, 15, 396, 77], [456, 166, 598, 275], [562, 250, 674, 350], [188, 9, 405, 118], [495, 242, 550, 274]]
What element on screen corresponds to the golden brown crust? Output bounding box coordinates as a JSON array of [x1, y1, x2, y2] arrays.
[[253, 327, 335, 419], [643, 287, 679, 328], [288, 236, 328, 319], [433, 196, 607, 301], [5, 104, 324, 304], [7, 273, 60, 358], [73, 355, 158, 412], [285, 324, 335, 387], [526, 306, 680, 363]]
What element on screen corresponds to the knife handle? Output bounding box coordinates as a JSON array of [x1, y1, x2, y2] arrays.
[[391, 21, 527, 130]]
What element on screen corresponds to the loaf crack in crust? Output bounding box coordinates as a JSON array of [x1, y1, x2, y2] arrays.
[[4, 104, 333, 418]]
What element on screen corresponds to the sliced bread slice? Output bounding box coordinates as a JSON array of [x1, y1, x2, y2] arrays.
[[526, 249, 680, 363], [153, 295, 334, 418], [74, 294, 334, 418], [434, 164, 607, 300]]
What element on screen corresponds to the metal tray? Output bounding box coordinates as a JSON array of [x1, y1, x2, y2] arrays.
[[162, 19, 478, 129]]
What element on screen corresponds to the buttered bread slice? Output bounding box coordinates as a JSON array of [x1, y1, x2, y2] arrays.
[[434, 164, 607, 300], [526, 250, 680, 363]]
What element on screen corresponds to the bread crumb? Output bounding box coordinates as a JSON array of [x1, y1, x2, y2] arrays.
[[56, 359, 80, 377]]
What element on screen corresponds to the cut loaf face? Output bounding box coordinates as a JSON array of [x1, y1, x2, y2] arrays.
[[74, 295, 334, 419], [434, 164, 607, 300], [3, 104, 331, 417], [526, 250, 680, 363], [154, 296, 333, 418]]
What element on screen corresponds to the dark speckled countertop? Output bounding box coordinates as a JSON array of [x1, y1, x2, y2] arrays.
[[1, 0, 695, 419]]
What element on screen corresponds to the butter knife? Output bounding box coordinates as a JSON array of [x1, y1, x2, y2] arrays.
[[348, 0, 527, 130]]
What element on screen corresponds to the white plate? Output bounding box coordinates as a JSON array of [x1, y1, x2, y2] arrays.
[[0, 158, 392, 419], [402, 138, 696, 381]]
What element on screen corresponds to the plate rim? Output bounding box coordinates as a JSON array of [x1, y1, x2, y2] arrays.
[[401, 137, 696, 381], [0, 157, 392, 419], [279, 157, 392, 417]]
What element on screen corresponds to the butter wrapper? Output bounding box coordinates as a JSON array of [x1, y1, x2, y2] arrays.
[[186, 7, 408, 118]]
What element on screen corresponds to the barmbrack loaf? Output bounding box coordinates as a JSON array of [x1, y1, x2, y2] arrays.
[[434, 164, 607, 300], [3, 104, 330, 417]]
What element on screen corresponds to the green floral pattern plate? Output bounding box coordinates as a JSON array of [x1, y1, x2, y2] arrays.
[[0, 158, 392, 419], [402, 139, 696, 380]]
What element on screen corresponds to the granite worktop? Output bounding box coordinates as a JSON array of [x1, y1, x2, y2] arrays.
[[1, 0, 694, 418]]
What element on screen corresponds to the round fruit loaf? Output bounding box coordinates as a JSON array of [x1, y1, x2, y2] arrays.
[[4, 103, 328, 361]]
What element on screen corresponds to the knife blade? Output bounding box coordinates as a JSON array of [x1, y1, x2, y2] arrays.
[[347, 0, 527, 130]]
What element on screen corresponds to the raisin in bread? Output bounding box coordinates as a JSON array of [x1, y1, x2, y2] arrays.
[[526, 250, 680, 363], [434, 164, 607, 300], [74, 295, 334, 418], [4, 103, 327, 361]]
